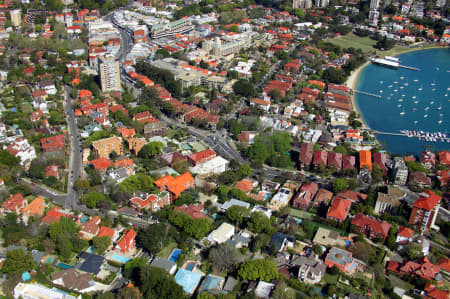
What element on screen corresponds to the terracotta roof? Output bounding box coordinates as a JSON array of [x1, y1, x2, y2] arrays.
[[359, 150, 372, 170], [91, 157, 112, 170], [174, 204, 207, 219], [299, 142, 313, 165], [116, 229, 137, 253], [313, 150, 328, 166], [327, 197, 351, 221], [234, 179, 255, 193], [22, 197, 45, 216], [439, 151, 450, 165], [113, 158, 133, 168], [413, 190, 441, 211], [41, 207, 68, 224], [351, 213, 391, 239], [397, 226, 414, 238], [336, 190, 367, 203], [97, 226, 115, 241], [1, 193, 26, 212], [80, 216, 101, 236], [438, 257, 450, 273], [187, 149, 216, 164]]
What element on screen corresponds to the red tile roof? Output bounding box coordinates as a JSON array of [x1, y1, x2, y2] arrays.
[[234, 179, 255, 193], [116, 229, 136, 253], [351, 213, 391, 239], [187, 149, 216, 164], [173, 204, 207, 219], [91, 157, 112, 170], [1, 193, 26, 212], [397, 226, 414, 238], [413, 190, 441, 211], [336, 190, 367, 203], [439, 151, 450, 165], [327, 197, 351, 221], [97, 226, 115, 241]]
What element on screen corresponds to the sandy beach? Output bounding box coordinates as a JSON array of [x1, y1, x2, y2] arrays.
[[345, 61, 371, 129]]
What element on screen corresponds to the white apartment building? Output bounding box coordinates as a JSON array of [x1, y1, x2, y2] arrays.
[[99, 55, 121, 92]]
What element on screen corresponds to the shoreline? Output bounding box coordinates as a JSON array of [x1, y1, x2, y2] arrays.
[[344, 46, 445, 132], [345, 61, 370, 129]]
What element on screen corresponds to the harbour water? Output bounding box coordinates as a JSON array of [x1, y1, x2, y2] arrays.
[[355, 48, 450, 155]]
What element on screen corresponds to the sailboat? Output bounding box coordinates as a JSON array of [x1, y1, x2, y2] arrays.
[[400, 108, 405, 115], [418, 85, 423, 91], [413, 79, 419, 82], [438, 115, 443, 124], [414, 101, 419, 104], [437, 105, 442, 110], [424, 107, 429, 111], [424, 114, 428, 118]]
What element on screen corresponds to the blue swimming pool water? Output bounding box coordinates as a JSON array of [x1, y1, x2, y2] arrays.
[[57, 263, 73, 269], [293, 217, 302, 224], [264, 192, 271, 200], [80, 216, 89, 223], [44, 256, 56, 265], [169, 249, 182, 263], [110, 254, 130, 264], [86, 246, 94, 253]]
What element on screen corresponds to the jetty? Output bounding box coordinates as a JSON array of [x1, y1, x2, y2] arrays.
[[398, 65, 420, 71], [372, 130, 450, 143], [351, 89, 382, 98]]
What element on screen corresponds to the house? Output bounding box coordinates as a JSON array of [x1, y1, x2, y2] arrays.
[[343, 155, 356, 171], [154, 172, 195, 201], [144, 122, 167, 137], [250, 98, 271, 111], [97, 226, 118, 243], [351, 213, 391, 241], [198, 274, 225, 293], [175, 269, 203, 295], [438, 151, 450, 166], [133, 111, 157, 124], [41, 206, 73, 224], [421, 151, 436, 169], [51, 268, 96, 293], [268, 187, 294, 210], [190, 156, 229, 175], [409, 171, 432, 188], [255, 281, 275, 298], [127, 138, 147, 156], [359, 150, 372, 171], [373, 152, 389, 175], [237, 131, 257, 145], [1, 193, 27, 216], [130, 192, 170, 213], [325, 247, 357, 273], [313, 189, 333, 207], [78, 252, 105, 275], [336, 190, 368, 203], [115, 229, 137, 254], [327, 197, 351, 222], [80, 216, 101, 240], [387, 256, 443, 282], [234, 179, 257, 193], [174, 203, 207, 219], [45, 165, 59, 179], [396, 226, 414, 244], [6, 137, 37, 167], [270, 232, 296, 252], [22, 197, 46, 218], [207, 222, 235, 244], [312, 227, 349, 248], [292, 182, 318, 210], [328, 152, 342, 171], [187, 149, 216, 166], [91, 157, 112, 172], [313, 150, 328, 168], [409, 190, 441, 232], [220, 199, 251, 211], [299, 142, 313, 167], [40, 134, 65, 152], [150, 257, 177, 275], [292, 255, 327, 284], [14, 283, 78, 299]]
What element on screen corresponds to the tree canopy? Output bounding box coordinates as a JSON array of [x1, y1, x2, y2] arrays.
[[2, 249, 35, 274], [238, 259, 279, 281]]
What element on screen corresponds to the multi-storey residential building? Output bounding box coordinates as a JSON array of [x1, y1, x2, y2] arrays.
[[351, 213, 391, 241], [6, 137, 37, 166], [409, 190, 441, 233], [203, 35, 251, 57], [359, 150, 372, 171], [150, 19, 194, 39], [92, 136, 123, 158], [299, 142, 313, 168], [392, 157, 408, 185], [99, 55, 121, 92], [10, 9, 21, 27]]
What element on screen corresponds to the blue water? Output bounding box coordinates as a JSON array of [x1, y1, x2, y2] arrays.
[[86, 246, 95, 254], [355, 48, 450, 155], [110, 254, 130, 264], [169, 249, 182, 262], [57, 263, 73, 269], [80, 216, 89, 223], [185, 262, 195, 271]]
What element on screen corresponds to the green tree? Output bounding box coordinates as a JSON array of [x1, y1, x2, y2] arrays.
[[333, 178, 349, 194], [209, 243, 241, 273], [124, 257, 148, 280], [238, 259, 278, 281], [138, 223, 174, 254], [232, 79, 255, 98], [138, 141, 164, 158], [0, 150, 20, 167], [29, 160, 45, 179], [1, 249, 35, 274], [248, 212, 274, 234], [82, 191, 108, 208], [226, 205, 249, 226], [92, 236, 111, 255], [237, 164, 253, 178], [272, 282, 296, 299], [293, 8, 305, 19], [137, 265, 185, 298], [119, 174, 154, 193]]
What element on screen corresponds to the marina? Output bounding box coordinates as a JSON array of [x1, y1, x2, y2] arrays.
[[370, 56, 420, 71], [373, 130, 450, 143]]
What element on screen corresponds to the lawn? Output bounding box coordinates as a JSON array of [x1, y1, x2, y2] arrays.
[[289, 208, 314, 220], [326, 33, 424, 56], [323, 273, 339, 284], [157, 241, 177, 259], [388, 275, 414, 291]]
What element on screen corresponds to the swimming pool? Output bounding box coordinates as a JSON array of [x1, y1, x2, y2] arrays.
[[80, 216, 89, 223], [264, 192, 271, 200], [110, 254, 130, 264], [86, 246, 95, 253], [293, 217, 302, 224], [169, 249, 182, 263], [184, 261, 196, 271], [57, 263, 73, 269]]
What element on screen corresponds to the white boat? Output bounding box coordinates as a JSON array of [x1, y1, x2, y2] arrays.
[[388, 85, 393, 88], [394, 89, 398, 92], [424, 114, 428, 118], [380, 90, 383, 93], [424, 107, 429, 111], [437, 105, 442, 110], [400, 108, 405, 115], [438, 117, 443, 124], [412, 96, 416, 99], [380, 81, 383, 84], [413, 79, 419, 82], [400, 76, 404, 79], [394, 81, 398, 84], [400, 87, 404, 89], [414, 120, 418, 124], [430, 101, 434, 105], [414, 101, 419, 104]]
